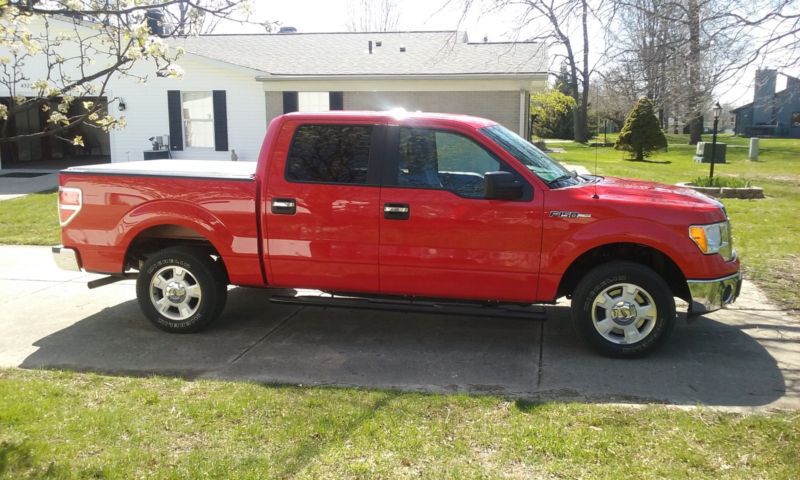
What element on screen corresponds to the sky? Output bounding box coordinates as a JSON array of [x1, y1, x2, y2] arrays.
[[215, 0, 797, 109], [218, 0, 522, 41]]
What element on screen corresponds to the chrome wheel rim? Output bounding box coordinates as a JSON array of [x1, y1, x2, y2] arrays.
[[591, 283, 657, 345], [149, 266, 202, 321]]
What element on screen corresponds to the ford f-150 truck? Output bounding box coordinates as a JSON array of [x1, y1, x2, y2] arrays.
[[53, 111, 741, 357]]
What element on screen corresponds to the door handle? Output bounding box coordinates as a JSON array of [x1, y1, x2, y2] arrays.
[[384, 203, 410, 220], [271, 198, 296, 215]]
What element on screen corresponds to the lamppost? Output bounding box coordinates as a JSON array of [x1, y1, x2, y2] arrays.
[[709, 102, 722, 181]]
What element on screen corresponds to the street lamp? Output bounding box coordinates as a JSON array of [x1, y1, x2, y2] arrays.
[[709, 102, 722, 181]]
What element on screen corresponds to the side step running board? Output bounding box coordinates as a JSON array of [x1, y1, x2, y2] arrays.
[[269, 294, 548, 321], [87, 272, 138, 289]]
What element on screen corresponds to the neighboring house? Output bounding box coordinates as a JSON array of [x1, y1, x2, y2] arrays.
[[732, 69, 800, 138], [0, 16, 547, 168]]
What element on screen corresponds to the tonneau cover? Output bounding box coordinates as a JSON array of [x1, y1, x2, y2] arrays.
[[62, 160, 257, 180]]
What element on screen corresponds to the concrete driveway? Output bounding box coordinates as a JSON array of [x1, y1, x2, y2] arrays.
[[1, 245, 798, 410]]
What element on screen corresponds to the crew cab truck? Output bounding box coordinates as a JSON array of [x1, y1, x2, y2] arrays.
[[53, 111, 741, 358]]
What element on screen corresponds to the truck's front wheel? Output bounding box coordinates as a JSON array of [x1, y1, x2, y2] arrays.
[[572, 261, 675, 358], [136, 247, 228, 333]]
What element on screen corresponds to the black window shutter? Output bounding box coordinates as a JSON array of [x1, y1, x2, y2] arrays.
[[283, 91, 298, 113], [212, 90, 228, 151], [167, 90, 183, 151], [329, 91, 344, 110]]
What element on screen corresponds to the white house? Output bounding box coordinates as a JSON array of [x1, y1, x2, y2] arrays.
[[0, 16, 548, 168]]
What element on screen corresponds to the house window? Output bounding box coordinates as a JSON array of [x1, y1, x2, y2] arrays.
[[182, 91, 214, 148], [792, 112, 800, 127], [298, 92, 330, 112]]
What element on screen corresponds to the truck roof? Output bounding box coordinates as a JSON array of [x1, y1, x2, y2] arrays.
[[279, 110, 499, 129]]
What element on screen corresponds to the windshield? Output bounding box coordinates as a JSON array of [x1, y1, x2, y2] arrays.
[[480, 124, 573, 185]]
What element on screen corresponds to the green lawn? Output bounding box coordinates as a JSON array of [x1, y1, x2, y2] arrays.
[[548, 134, 800, 310], [1, 369, 798, 479], [0, 191, 60, 245]]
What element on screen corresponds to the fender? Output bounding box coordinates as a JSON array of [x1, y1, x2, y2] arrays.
[[117, 199, 234, 261], [542, 216, 693, 276]]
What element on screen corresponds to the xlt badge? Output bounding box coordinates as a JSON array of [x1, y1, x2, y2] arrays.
[[549, 211, 592, 219]]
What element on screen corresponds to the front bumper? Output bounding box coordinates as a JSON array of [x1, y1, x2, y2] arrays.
[[52, 246, 81, 272], [687, 271, 742, 316]]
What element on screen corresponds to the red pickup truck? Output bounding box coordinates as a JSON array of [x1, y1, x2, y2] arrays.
[[53, 111, 740, 357]]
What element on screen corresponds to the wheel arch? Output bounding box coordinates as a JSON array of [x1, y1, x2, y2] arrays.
[[557, 242, 690, 302], [118, 200, 233, 276]]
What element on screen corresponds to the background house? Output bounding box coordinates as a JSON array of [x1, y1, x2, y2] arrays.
[[732, 69, 800, 138], [0, 19, 547, 168]]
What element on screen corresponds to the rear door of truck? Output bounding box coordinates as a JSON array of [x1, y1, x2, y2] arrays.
[[263, 119, 385, 292]]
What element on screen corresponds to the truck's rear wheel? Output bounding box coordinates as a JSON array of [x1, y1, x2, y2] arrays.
[[136, 247, 227, 333], [572, 261, 675, 358]]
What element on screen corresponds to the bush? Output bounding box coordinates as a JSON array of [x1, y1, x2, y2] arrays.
[[615, 97, 668, 161], [530, 90, 576, 139], [691, 176, 752, 188]]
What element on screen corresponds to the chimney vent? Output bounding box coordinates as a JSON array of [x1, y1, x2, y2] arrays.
[[399, 46, 406, 52]]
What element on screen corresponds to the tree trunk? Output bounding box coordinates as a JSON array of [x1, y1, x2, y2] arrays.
[[573, 105, 588, 143], [575, 0, 590, 143], [687, 0, 702, 145]]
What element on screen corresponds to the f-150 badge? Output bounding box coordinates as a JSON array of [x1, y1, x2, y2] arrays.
[[549, 211, 592, 219]]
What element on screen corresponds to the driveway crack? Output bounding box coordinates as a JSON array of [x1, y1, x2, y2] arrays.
[[227, 306, 304, 366], [536, 320, 545, 388]]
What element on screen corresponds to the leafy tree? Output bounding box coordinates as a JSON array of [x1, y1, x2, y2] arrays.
[[530, 89, 576, 140], [615, 97, 667, 161]]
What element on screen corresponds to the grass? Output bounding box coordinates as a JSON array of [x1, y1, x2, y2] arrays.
[[550, 133, 800, 310], [0, 191, 59, 245], [1, 368, 798, 479], [690, 176, 753, 188]]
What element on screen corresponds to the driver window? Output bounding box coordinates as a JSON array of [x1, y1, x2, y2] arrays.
[[397, 128, 502, 198]]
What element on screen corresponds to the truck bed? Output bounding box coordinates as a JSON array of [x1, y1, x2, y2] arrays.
[[59, 160, 262, 286]]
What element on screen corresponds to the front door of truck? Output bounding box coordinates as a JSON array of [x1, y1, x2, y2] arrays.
[[264, 121, 383, 292], [379, 126, 543, 303]]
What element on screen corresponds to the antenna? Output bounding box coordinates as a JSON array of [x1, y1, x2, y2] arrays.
[[592, 93, 600, 199]]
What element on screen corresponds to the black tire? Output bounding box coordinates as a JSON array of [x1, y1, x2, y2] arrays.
[[571, 261, 675, 358], [136, 246, 228, 333]]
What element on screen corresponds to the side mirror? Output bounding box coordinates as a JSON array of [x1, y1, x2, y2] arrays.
[[484, 171, 523, 200]]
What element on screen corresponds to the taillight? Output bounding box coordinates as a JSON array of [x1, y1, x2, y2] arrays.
[[58, 187, 82, 226]]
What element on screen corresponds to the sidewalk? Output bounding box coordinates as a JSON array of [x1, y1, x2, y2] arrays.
[[0, 169, 59, 201]]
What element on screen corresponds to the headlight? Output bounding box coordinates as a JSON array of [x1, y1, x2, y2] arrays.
[[689, 221, 733, 260]]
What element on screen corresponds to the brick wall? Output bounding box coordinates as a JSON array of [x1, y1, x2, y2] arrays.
[[344, 91, 521, 133], [265, 92, 284, 128]]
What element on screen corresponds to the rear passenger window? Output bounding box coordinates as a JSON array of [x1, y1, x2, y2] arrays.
[[286, 125, 372, 184]]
